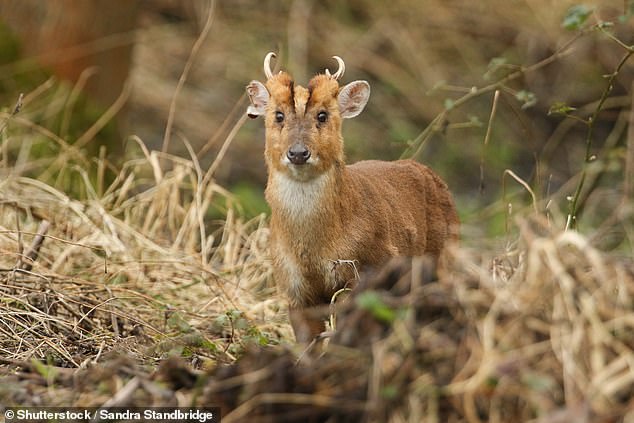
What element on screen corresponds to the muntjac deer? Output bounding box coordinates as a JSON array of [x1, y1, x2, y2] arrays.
[[247, 53, 459, 342]]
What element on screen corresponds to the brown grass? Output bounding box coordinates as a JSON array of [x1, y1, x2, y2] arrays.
[[199, 218, 634, 422], [2, 169, 633, 421], [1, 1, 633, 421], [0, 114, 287, 373]]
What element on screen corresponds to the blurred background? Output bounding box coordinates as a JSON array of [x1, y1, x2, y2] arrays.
[[0, 0, 632, 248]]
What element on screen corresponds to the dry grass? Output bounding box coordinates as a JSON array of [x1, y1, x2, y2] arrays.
[[1, 86, 633, 417], [0, 106, 288, 375], [198, 218, 634, 422], [0, 1, 633, 421], [2, 165, 633, 422]]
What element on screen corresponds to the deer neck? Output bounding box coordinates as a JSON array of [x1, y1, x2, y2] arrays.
[[266, 163, 348, 246]]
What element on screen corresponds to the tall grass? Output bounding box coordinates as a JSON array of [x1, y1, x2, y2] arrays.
[[0, 1, 633, 419], [0, 79, 287, 371]]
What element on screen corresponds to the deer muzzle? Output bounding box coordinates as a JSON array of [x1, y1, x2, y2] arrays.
[[286, 143, 311, 165]]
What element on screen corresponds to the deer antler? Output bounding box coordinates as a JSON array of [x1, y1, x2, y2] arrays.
[[263, 52, 276, 80], [325, 56, 345, 80]]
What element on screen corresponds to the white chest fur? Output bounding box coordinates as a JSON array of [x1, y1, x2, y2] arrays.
[[269, 171, 331, 220], [268, 171, 340, 303]]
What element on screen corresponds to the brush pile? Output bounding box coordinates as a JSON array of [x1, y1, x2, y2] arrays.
[[1, 165, 633, 423], [202, 218, 634, 422]]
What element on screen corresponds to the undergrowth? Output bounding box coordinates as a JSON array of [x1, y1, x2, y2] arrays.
[[0, 2, 632, 421]]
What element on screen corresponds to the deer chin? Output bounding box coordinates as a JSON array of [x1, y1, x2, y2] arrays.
[[281, 155, 322, 182]]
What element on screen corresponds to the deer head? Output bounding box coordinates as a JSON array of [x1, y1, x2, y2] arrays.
[[246, 53, 370, 181]]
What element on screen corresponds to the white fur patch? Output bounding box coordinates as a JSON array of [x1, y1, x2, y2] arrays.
[[269, 169, 340, 304], [271, 171, 330, 219]]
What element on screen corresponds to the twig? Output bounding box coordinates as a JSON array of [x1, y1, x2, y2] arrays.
[[502, 169, 538, 215], [0, 93, 24, 168], [480, 90, 500, 194], [181, 136, 208, 265], [624, 81, 634, 202], [75, 79, 131, 149], [0, 229, 103, 251], [14, 206, 23, 272], [0, 93, 23, 137], [197, 94, 248, 158], [20, 220, 50, 271], [567, 47, 634, 229], [202, 113, 248, 185], [330, 259, 361, 281], [590, 81, 634, 241], [96, 376, 141, 410], [329, 287, 353, 333], [161, 0, 216, 154], [403, 32, 583, 160]]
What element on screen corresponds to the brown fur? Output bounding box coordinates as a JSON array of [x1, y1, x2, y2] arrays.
[[249, 66, 459, 342]]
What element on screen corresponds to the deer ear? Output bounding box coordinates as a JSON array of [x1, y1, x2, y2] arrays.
[[338, 80, 370, 119], [246, 80, 269, 118]]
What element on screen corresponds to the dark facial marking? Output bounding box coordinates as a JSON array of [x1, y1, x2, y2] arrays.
[[288, 80, 295, 112]]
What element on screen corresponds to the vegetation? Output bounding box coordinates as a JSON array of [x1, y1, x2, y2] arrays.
[[0, 1, 633, 421]]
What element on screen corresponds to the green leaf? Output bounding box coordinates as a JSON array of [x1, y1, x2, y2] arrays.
[[469, 115, 484, 127], [487, 57, 507, 75], [484, 57, 508, 80], [562, 5, 593, 30], [548, 101, 577, 116], [212, 313, 229, 330], [426, 79, 447, 95], [202, 339, 220, 353], [246, 327, 271, 346], [486, 376, 499, 388], [380, 384, 399, 399], [233, 316, 250, 330], [356, 292, 396, 324], [488, 57, 507, 69], [226, 309, 243, 320], [515, 90, 537, 109], [522, 371, 556, 392], [31, 358, 57, 380], [444, 98, 455, 111], [167, 312, 193, 333]]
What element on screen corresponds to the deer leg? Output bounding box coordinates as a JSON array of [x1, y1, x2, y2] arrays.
[[289, 306, 326, 343]]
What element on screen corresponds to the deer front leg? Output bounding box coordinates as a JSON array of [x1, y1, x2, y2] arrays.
[[289, 306, 326, 343]]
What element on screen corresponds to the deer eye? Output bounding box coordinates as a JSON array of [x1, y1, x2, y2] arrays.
[[317, 111, 328, 123], [275, 111, 285, 123]]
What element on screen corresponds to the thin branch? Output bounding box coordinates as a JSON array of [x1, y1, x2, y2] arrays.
[[403, 32, 584, 160], [480, 90, 500, 194], [503, 169, 539, 215], [161, 0, 216, 155], [625, 81, 634, 201], [598, 24, 634, 53], [20, 220, 50, 271], [0, 93, 23, 136], [567, 47, 634, 228]]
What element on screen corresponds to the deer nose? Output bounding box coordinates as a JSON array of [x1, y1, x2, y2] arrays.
[[287, 144, 311, 165]]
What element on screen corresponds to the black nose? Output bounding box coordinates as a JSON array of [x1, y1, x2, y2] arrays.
[[287, 144, 311, 165]]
